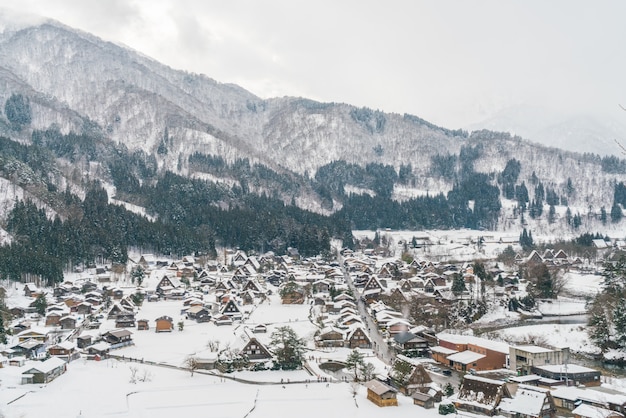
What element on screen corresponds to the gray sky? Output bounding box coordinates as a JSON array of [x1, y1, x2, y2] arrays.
[[3, 0, 626, 129]]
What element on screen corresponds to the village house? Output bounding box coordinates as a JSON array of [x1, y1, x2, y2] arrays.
[[395, 363, 432, 396], [47, 341, 80, 361], [436, 333, 509, 372], [59, 315, 78, 330], [103, 329, 133, 348], [239, 337, 272, 361], [115, 312, 136, 328], [10, 339, 47, 359], [220, 299, 243, 320], [137, 319, 150, 330], [316, 327, 345, 348], [510, 345, 570, 375], [497, 385, 556, 418], [392, 331, 429, 357], [572, 404, 624, 418], [346, 326, 372, 349], [412, 391, 435, 409], [532, 364, 602, 387], [155, 316, 174, 332], [21, 357, 67, 384], [551, 386, 626, 414], [16, 328, 50, 343], [453, 374, 512, 416], [365, 379, 398, 407]]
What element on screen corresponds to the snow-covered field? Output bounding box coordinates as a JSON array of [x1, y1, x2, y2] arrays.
[[1, 361, 443, 418], [0, 290, 435, 418]]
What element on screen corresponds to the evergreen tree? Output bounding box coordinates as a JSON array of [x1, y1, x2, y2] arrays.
[[345, 349, 365, 381], [588, 303, 612, 352], [451, 275, 466, 295], [611, 202, 623, 223], [4, 93, 32, 131], [390, 359, 413, 386], [0, 309, 7, 344], [33, 293, 47, 316], [131, 265, 145, 286], [519, 228, 534, 251], [614, 298, 626, 349], [601, 206, 607, 225], [566, 207, 572, 225], [269, 326, 306, 370], [548, 205, 556, 224]]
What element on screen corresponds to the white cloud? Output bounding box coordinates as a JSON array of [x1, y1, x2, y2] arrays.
[[1, 0, 626, 129]]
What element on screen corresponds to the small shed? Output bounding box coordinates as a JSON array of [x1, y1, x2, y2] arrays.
[[137, 319, 149, 331], [365, 379, 398, 407], [155, 316, 174, 332], [412, 391, 435, 409]]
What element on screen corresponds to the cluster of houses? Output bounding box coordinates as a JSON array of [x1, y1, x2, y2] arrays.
[[336, 249, 625, 417], [3, 245, 626, 418]]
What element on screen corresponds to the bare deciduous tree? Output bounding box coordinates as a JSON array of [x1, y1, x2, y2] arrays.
[[185, 356, 199, 377]]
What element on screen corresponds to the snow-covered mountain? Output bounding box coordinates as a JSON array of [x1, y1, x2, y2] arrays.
[[1, 13, 626, 239], [468, 104, 626, 157]]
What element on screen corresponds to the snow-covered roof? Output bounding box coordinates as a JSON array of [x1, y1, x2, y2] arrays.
[[512, 344, 554, 353], [446, 350, 485, 365], [498, 385, 550, 417], [23, 357, 66, 374], [534, 363, 598, 374], [429, 346, 458, 355], [437, 333, 510, 354], [572, 403, 624, 418]]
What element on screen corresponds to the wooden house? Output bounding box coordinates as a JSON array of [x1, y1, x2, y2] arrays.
[[76, 334, 93, 349], [47, 341, 79, 361], [16, 328, 49, 343], [107, 303, 127, 319], [11, 339, 46, 359], [74, 302, 93, 315], [572, 404, 623, 418], [316, 327, 345, 348], [387, 319, 412, 336], [242, 279, 264, 294], [155, 316, 174, 332], [186, 305, 211, 321], [103, 329, 133, 348], [240, 337, 273, 361], [137, 319, 149, 330], [346, 326, 372, 349], [412, 391, 435, 409], [365, 379, 398, 407], [21, 357, 67, 384], [45, 312, 62, 327], [59, 316, 77, 330], [392, 332, 429, 357], [23, 284, 42, 297], [279, 285, 306, 304], [252, 324, 268, 333], [498, 385, 556, 418], [214, 315, 233, 326], [453, 375, 511, 416], [391, 362, 432, 395], [220, 300, 242, 319], [115, 313, 136, 328]]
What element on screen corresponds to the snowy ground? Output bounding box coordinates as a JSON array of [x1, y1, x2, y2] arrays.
[[0, 290, 435, 418], [1, 360, 446, 418]]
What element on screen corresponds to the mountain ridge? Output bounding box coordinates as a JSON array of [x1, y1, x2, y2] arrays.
[[0, 14, 625, 247]]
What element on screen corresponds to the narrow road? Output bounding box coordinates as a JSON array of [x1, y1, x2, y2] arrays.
[[342, 263, 394, 365]]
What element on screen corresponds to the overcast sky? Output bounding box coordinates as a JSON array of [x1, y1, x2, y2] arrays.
[[2, 0, 626, 129]]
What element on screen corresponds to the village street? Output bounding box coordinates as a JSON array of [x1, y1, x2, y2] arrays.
[[342, 264, 394, 365]]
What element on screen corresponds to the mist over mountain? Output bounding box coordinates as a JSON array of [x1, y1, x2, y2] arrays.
[[1, 13, 626, 280], [468, 104, 626, 157]]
